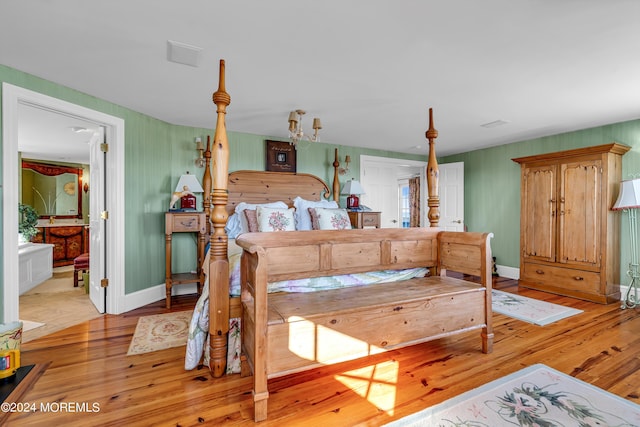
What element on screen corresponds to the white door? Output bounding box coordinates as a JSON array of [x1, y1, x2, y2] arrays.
[[438, 162, 464, 231], [360, 155, 428, 228], [89, 128, 106, 312], [361, 162, 400, 227]]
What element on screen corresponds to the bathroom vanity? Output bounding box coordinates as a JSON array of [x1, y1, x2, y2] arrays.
[[32, 225, 88, 267]]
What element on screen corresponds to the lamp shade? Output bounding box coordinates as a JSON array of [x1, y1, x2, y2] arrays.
[[341, 179, 365, 195], [612, 178, 640, 210], [175, 173, 204, 193]]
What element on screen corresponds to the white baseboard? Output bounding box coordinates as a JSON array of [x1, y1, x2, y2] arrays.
[[496, 265, 519, 280], [124, 267, 636, 311], [122, 282, 199, 313], [619, 284, 638, 302], [121, 266, 523, 313]]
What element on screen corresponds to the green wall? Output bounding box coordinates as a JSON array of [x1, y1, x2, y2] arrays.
[[441, 121, 640, 282], [0, 64, 426, 317], [4, 62, 639, 317]]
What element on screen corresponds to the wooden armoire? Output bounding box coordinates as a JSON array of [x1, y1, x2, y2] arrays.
[[512, 143, 630, 304]]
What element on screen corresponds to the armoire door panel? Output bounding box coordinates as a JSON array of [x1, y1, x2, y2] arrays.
[[559, 161, 601, 267], [522, 165, 556, 262]]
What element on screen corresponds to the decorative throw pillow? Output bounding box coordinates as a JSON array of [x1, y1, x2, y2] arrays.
[[308, 207, 320, 230], [244, 209, 259, 232], [234, 201, 288, 234], [256, 207, 296, 232], [313, 207, 352, 230], [293, 197, 338, 230]]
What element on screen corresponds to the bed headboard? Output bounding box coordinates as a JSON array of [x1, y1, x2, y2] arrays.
[[226, 170, 331, 215]]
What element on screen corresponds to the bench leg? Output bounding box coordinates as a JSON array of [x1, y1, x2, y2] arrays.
[[74, 270, 79, 287], [240, 354, 251, 378], [482, 329, 494, 354], [253, 390, 269, 422]]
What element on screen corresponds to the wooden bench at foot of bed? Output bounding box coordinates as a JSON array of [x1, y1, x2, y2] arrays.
[[236, 228, 494, 422]]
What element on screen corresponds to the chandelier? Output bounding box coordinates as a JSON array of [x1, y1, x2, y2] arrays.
[[288, 109, 322, 148]]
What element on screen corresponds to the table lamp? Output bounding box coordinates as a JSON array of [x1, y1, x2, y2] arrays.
[[171, 172, 204, 210], [341, 179, 365, 209]]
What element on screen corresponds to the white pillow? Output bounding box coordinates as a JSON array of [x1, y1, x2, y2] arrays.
[[224, 213, 243, 239], [234, 201, 288, 234], [256, 206, 296, 232], [293, 197, 338, 230], [314, 207, 352, 230]]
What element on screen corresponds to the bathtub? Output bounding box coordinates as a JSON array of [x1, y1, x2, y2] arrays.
[[18, 243, 54, 295]]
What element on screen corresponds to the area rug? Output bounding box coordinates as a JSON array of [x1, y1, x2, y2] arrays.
[[386, 364, 640, 426], [127, 310, 192, 356], [492, 290, 582, 326]]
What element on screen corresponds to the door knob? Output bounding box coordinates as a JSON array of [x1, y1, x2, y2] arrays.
[[452, 220, 462, 224]]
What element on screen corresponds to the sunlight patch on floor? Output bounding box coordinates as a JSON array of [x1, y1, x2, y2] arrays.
[[334, 360, 399, 415]]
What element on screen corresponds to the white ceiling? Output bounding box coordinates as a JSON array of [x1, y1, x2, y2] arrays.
[[18, 104, 98, 164], [3, 0, 640, 158]]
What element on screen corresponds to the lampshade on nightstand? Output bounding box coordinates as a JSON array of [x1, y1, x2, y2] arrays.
[[341, 179, 365, 209], [174, 172, 204, 210]]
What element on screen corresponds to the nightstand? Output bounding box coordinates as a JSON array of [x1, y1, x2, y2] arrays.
[[165, 212, 206, 309], [348, 211, 381, 228]]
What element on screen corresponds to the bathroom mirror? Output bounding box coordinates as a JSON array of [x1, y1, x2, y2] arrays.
[[21, 160, 83, 219]]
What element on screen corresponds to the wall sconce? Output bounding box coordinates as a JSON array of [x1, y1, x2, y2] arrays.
[[195, 137, 206, 168], [339, 155, 351, 175], [83, 182, 89, 193], [288, 109, 321, 148]]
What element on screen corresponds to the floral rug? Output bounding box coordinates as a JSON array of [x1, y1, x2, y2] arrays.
[[21, 319, 45, 332], [386, 364, 640, 426], [492, 290, 583, 326], [127, 311, 192, 356]]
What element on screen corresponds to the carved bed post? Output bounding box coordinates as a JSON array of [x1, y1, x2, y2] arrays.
[[426, 108, 440, 227], [209, 60, 231, 378], [333, 148, 341, 202], [202, 136, 212, 231]]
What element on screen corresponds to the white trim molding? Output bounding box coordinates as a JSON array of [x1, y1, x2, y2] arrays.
[[2, 83, 126, 320]]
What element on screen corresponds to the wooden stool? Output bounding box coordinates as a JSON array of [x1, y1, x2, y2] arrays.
[[73, 253, 90, 287]]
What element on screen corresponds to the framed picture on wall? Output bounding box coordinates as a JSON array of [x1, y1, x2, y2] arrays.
[[265, 140, 296, 172]]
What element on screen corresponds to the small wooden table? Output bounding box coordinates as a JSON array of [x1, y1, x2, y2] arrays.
[[348, 211, 381, 228], [165, 212, 206, 309]]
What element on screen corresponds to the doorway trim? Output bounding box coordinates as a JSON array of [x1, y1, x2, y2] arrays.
[[2, 83, 125, 321]]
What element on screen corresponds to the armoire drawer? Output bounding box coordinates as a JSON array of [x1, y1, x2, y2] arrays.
[[522, 263, 600, 294]]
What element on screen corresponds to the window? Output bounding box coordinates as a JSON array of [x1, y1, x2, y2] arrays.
[[398, 180, 410, 228]]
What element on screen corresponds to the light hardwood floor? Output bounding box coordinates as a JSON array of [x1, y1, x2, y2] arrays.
[[8, 277, 640, 426]]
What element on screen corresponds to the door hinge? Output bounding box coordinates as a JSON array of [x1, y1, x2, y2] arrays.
[[101, 278, 109, 288], [100, 143, 109, 153], [101, 211, 109, 220]]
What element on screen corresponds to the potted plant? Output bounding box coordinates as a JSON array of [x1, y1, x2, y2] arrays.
[[18, 203, 39, 243]]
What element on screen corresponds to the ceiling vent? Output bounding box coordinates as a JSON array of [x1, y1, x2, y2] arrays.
[[167, 40, 203, 67]]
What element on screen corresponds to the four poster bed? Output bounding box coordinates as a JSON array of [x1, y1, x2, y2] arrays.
[[186, 60, 494, 422]]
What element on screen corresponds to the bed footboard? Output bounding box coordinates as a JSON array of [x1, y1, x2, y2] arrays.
[[236, 228, 493, 422]]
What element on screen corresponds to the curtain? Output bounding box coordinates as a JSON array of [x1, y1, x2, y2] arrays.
[[409, 176, 420, 227]]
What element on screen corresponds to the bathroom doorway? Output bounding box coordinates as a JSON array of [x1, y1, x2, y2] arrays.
[[3, 83, 126, 324]]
